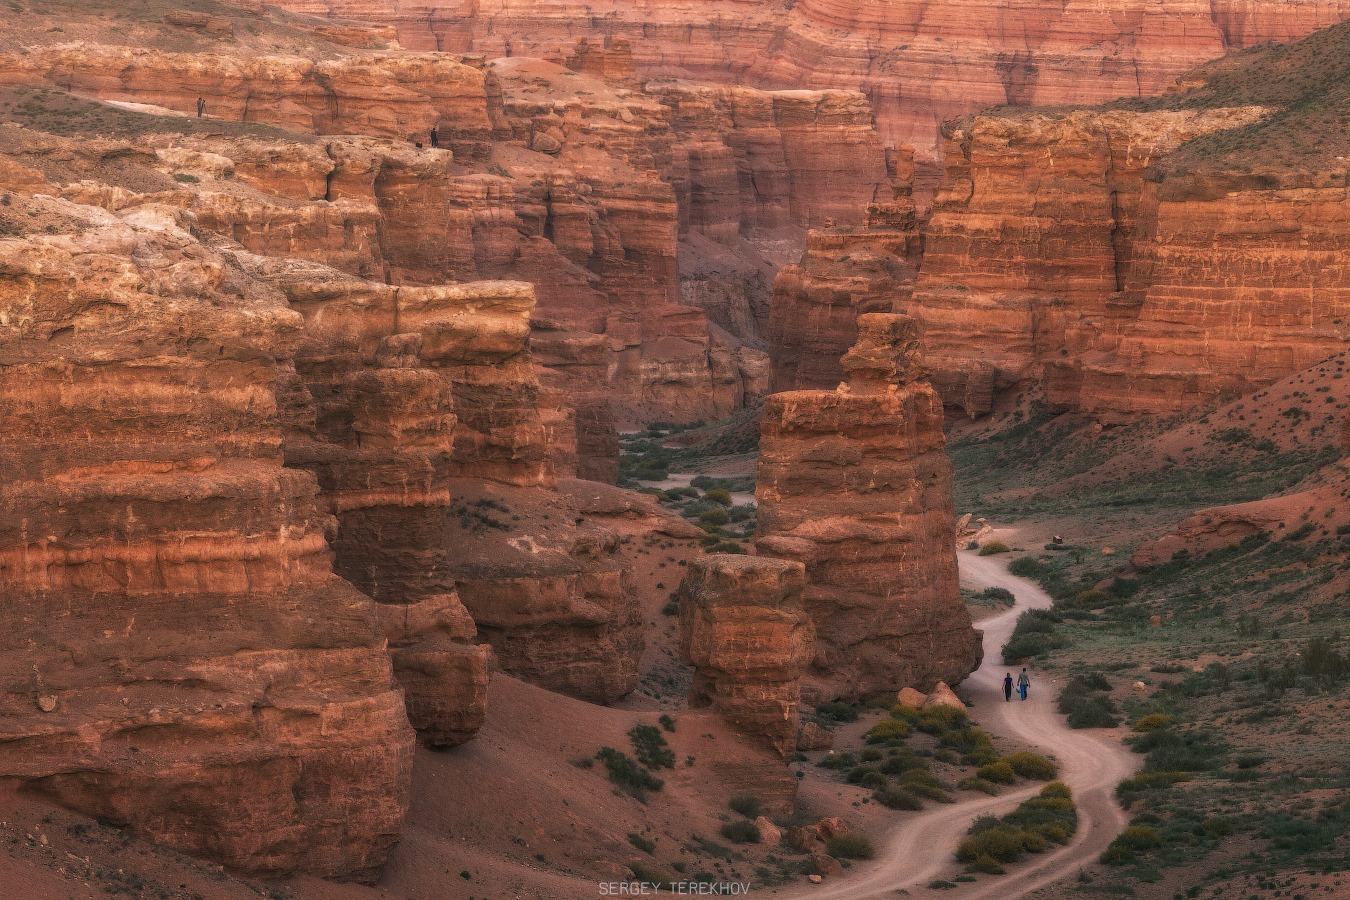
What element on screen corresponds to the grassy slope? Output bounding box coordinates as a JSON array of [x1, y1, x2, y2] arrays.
[[948, 356, 1350, 896]]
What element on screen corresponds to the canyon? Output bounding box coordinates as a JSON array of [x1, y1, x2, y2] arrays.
[[2, 0, 1350, 896], [272, 0, 1350, 166]]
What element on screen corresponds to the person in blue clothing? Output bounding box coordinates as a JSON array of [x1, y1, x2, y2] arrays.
[[1003, 672, 1014, 702], [1017, 668, 1030, 701]]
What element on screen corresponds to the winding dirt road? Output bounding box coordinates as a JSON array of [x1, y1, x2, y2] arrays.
[[780, 550, 1140, 899]]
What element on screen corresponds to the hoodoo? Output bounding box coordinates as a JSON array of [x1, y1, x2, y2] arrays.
[[756, 314, 983, 699]]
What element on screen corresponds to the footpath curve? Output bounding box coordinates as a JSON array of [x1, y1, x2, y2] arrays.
[[776, 550, 1140, 899]]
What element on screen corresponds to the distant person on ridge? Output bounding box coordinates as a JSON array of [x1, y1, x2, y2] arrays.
[[430, 126, 439, 148], [1003, 672, 1014, 703], [1018, 668, 1030, 701], [196, 97, 205, 118]]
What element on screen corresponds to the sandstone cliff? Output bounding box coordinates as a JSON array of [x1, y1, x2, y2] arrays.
[[269, 0, 1350, 164], [756, 314, 982, 699], [0, 187, 414, 879], [903, 20, 1350, 420], [768, 148, 922, 393]]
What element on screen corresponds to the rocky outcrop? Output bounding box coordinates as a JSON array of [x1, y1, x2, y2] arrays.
[[756, 314, 982, 699], [768, 148, 922, 393], [677, 556, 814, 756], [0, 192, 413, 878], [269, 0, 1350, 162], [905, 102, 1350, 420]]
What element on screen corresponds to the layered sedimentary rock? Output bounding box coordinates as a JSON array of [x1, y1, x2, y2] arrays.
[[0, 191, 413, 877], [904, 103, 1350, 420], [677, 556, 814, 756], [768, 148, 922, 393], [655, 81, 889, 346], [270, 0, 1350, 162], [756, 314, 982, 699], [5, 44, 496, 157]]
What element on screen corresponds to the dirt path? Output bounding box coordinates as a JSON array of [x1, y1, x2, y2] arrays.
[[777, 551, 1140, 899]]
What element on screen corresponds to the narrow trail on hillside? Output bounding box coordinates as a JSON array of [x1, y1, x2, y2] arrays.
[[777, 551, 1140, 899]]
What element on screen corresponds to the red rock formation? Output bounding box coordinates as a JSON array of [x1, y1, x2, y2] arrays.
[[756, 314, 982, 699], [768, 148, 922, 393], [677, 556, 814, 756], [0, 192, 413, 878], [903, 104, 1350, 420], [269, 0, 1350, 163]]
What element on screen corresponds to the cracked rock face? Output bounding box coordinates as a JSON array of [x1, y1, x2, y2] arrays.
[[0, 195, 414, 880], [756, 314, 983, 700]]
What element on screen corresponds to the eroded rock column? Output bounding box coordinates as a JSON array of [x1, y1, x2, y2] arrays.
[[678, 556, 814, 756], [756, 313, 983, 700]]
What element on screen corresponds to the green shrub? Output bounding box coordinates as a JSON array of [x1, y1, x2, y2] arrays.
[[1101, 825, 1163, 864], [703, 488, 733, 505], [698, 506, 730, 526], [659, 714, 676, 733], [816, 751, 856, 770], [826, 832, 874, 860], [978, 541, 1011, 556], [958, 776, 1001, 795], [1132, 713, 1172, 733], [981, 587, 1015, 604], [719, 820, 760, 844], [814, 701, 861, 724], [1008, 557, 1044, 578], [597, 747, 664, 801], [866, 719, 912, 743], [1058, 675, 1120, 728], [1002, 751, 1057, 780], [629, 725, 676, 769], [627, 832, 656, 853], [846, 765, 882, 785], [172, 172, 200, 184], [977, 761, 1017, 784], [957, 825, 1030, 863], [912, 705, 968, 734], [728, 794, 761, 819], [970, 855, 1005, 874], [873, 785, 923, 809]]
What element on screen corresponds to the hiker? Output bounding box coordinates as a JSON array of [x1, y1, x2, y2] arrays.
[[430, 126, 439, 149], [196, 97, 205, 118], [1003, 673, 1014, 703], [1018, 668, 1030, 701]]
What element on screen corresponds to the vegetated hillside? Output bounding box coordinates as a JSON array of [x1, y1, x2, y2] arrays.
[[1119, 18, 1350, 177], [949, 354, 1350, 898]]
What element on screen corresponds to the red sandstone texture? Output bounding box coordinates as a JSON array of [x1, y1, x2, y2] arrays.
[[756, 314, 983, 700], [0, 189, 413, 879], [269, 0, 1350, 163], [678, 556, 814, 756], [767, 148, 923, 393], [902, 104, 1350, 420]]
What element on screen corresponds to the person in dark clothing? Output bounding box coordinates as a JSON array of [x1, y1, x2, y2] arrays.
[[1003, 673, 1014, 702], [196, 97, 205, 118], [1018, 668, 1030, 701], [430, 126, 439, 149]]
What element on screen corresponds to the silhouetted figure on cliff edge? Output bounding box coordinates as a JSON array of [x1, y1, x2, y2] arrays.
[[196, 97, 205, 118], [430, 126, 439, 149]]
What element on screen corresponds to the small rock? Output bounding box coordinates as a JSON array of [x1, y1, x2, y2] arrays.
[[895, 686, 926, 707], [807, 874, 823, 884], [1149, 615, 1162, 627], [811, 851, 844, 877], [922, 681, 964, 710], [815, 817, 850, 841], [1101, 546, 1116, 556], [37, 696, 57, 713], [796, 721, 833, 751], [1132, 681, 1147, 692], [530, 131, 563, 154], [754, 816, 782, 846]]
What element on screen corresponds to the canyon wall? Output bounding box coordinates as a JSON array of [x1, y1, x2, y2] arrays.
[[270, 0, 1350, 163], [756, 314, 982, 700], [902, 104, 1350, 420], [768, 148, 922, 393], [0, 189, 414, 878]]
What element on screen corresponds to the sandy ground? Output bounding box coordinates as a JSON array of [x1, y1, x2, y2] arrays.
[[771, 550, 1140, 899]]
